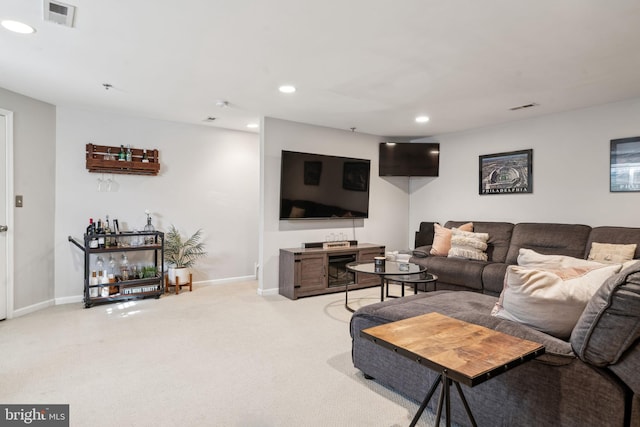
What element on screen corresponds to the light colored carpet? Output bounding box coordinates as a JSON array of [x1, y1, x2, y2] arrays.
[[0, 281, 447, 426]]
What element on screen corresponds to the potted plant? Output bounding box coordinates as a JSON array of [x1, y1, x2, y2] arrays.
[[164, 225, 207, 285]]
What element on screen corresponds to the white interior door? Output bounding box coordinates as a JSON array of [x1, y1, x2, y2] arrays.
[[0, 109, 13, 320]]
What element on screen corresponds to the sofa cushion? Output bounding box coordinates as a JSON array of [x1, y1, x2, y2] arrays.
[[570, 261, 640, 366], [418, 256, 486, 291], [448, 228, 489, 261], [505, 223, 592, 265], [492, 249, 624, 339], [352, 290, 574, 363], [430, 222, 473, 256], [609, 345, 640, 395], [587, 242, 637, 264], [586, 226, 640, 259], [414, 222, 435, 248], [482, 263, 509, 296]]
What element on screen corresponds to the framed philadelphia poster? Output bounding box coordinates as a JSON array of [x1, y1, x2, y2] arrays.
[[479, 149, 533, 195]]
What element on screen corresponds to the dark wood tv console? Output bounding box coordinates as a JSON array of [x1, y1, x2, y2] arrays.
[[279, 243, 385, 300]]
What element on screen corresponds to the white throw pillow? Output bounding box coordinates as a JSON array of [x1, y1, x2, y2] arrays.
[[448, 228, 489, 261], [492, 249, 624, 339], [517, 248, 597, 270]]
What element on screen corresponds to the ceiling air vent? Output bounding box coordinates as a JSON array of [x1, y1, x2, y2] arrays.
[[509, 103, 539, 111], [44, 0, 76, 28]]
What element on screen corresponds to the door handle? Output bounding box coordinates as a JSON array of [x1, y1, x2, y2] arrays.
[[0, 225, 7, 232]]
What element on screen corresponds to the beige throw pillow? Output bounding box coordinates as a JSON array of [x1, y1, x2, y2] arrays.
[[448, 228, 489, 261], [430, 222, 473, 256], [587, 242, 637, 264], [492, 249, 624, 339]]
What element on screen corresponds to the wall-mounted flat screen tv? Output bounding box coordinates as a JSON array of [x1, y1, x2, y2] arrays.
[[379, 142, 440, 176], [279, 150, 371, 220]]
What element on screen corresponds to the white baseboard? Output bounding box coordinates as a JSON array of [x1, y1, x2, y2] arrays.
[[195, 275, 279, 296], [56, 295, 83, 305], [194, 275, 256, 286], [257, 287, 279, 296], [13, 299, 55, 318], [47, 276, 259, 309]]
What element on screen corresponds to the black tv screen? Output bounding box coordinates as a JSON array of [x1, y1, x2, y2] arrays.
[[279, 150, 371, 220], [379, 142, 440, 176]]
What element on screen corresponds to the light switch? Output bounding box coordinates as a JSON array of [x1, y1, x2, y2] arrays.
[[15, 195, 23, 208]]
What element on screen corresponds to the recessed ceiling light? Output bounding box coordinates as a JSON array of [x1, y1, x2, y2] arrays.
[[1, 20, 36, 34], [278, 85, 296, 94], [415, 115, 430, 124], [247, 123, 259, 129]]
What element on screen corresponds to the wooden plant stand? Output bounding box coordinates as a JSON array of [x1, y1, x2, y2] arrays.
[[165, 273, 192, 295]]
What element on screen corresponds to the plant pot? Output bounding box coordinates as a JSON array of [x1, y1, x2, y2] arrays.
[[168, 267, 190, 285]]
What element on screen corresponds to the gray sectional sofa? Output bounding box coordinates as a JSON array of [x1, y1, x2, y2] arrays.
[[350, 221, 640, 426], [410, 221, 640, 295]]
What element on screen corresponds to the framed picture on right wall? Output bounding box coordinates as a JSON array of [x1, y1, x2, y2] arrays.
[[610, 136, 640, 192]]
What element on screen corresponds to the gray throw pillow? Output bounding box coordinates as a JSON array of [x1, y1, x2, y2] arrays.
[[412, 245, 431, 258], [570, 261, 640, 366]]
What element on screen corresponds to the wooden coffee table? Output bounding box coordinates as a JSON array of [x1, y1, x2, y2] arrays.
[[361, 312, 545, 427]]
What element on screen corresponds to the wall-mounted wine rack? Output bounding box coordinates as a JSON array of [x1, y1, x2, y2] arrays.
[[85, 143, 160, 176]]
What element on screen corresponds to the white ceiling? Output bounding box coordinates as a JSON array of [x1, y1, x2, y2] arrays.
[[2, 0, 640, 137]]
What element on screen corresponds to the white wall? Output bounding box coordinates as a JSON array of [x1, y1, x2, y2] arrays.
[[0, 87, 56, 314], [259, 117, 410, 295], [54, 107, 260, 301], [11, 85, 639, 310], [410, 97, 640, 230]]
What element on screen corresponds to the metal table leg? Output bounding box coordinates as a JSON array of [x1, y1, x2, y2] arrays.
[[345, 282, 355, 313], [410, 374, 442, 427], [385, 279, 408, 299], [346, 273, 385, 312], [410, 370, 478, 427], [454, 381, 478, 427]]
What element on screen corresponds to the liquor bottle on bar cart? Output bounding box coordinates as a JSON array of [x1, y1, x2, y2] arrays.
[[143, 210, 155, 245], [96, 219, 105, 249], [104, 216, 112, 248], [87, 218, 98, 249]]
